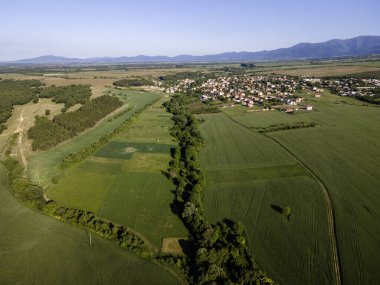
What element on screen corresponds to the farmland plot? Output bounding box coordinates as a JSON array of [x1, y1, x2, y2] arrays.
[[198, 113, 335, 285], [224, 92, 380, 284], [48, 95, 187, 248], [0, 164, 179, 285], [28, 89, 159, 185]]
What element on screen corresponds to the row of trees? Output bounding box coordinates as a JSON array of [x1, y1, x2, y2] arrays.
[[0, 79, 41, 133], [113, 78, 154, 87], [39, 84, 92, 108], [28, 95, 123, 150], [164, 94, 275, 284], [254, 121, 317, 133], [159, 72, 200, 82], [1, 158, 151, 257]]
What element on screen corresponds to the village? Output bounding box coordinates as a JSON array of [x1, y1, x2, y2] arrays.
[[164, 74, 380, 112]]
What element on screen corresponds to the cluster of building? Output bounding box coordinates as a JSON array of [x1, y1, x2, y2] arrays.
[[166, 75, 312, 111], [164, 78, 196, 94], [164, 74, 379, 111], [328, 78, 380, 97]]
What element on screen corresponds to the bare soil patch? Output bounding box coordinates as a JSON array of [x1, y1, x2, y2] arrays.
[[161, 238, 186, 255]]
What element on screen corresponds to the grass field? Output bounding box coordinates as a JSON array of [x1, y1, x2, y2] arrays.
[[253, 60, 380, 77], [0, 164, 179, 285], [198, 112, 335, 285], [28, 89, 160, 186], [47, 95, 187, 249], [210, 91, 380, 284]]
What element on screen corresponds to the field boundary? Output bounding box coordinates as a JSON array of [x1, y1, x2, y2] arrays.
[[222, 111, 342, 285]]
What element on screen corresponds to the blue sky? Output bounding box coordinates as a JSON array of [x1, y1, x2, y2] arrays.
[[0, 0, 379, 60]]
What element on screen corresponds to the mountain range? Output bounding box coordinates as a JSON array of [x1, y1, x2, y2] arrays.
[[3, 36, 380, 64]]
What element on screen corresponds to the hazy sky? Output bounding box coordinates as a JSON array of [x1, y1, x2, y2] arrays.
[[1, 0, 379, 60]]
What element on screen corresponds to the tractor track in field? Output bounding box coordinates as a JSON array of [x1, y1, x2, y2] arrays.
[[223, 112, 342, 285]]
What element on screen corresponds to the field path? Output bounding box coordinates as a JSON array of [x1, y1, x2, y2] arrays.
[[14, 108, 28, 176], [222, 112, 342, 285]]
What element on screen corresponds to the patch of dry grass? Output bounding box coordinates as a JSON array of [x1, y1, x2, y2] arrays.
[[161, 238, 186, 255]]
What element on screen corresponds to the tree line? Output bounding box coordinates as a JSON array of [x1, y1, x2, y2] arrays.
[[28, 95, 123, 150], [164, 94, 276, 284], [253, 121, 317, 133], [1, 158, 151, 257], [0, 97, 168, 264], [159, 72, 200, 82], [0, 79, 41, 133], [113, 78, 154, 87]]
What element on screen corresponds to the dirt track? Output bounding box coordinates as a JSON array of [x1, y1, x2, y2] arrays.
[[15, 109, 28, 176]]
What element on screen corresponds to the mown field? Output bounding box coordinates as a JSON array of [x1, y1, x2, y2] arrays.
[[48, 94, 187, 249], [198, 112, 335, 285], [0, 164, 179, 285], [28, 89, 160, 186], [206, 92, 380, 284]]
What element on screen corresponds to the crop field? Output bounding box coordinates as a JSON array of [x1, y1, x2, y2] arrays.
[[0, 164, 179, 285], [28, 89, 160, 186], [270, 65, 380, 77], [253, 60, 380, 77], [212, 92, 380, 284], [94, 141, 173, 160], [198, 112, 335, 284], [48, 95, 187, 249], [0, 64, 213, 87]]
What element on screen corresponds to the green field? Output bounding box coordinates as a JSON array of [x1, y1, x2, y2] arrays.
[[28, 89, 160, 186], [95, 141, 173, 160], [48, 95, 187, 248], [199, 92, 380, 284], [198, 112, 335, 285], [0, 164, 179, 285]]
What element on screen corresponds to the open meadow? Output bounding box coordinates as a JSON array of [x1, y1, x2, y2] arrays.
[[205, 91, 380, 284], [0, 164, 179, 285], [47, 94, 188, 249]]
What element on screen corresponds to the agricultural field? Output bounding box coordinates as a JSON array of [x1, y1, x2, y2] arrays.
[[199, 91, 380, 284], [254, 60, 380, 77], [1, 60, 379, 284], [47, 95, 187, 249], [270, 65, 380, 77], [0, 64, 214, 87], [198, 112, 335, 285], [0, 164, 179, 285], [28, 89, 160, 186]]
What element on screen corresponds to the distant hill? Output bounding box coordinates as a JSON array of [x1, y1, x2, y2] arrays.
[[3, 36, 380, 64]]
